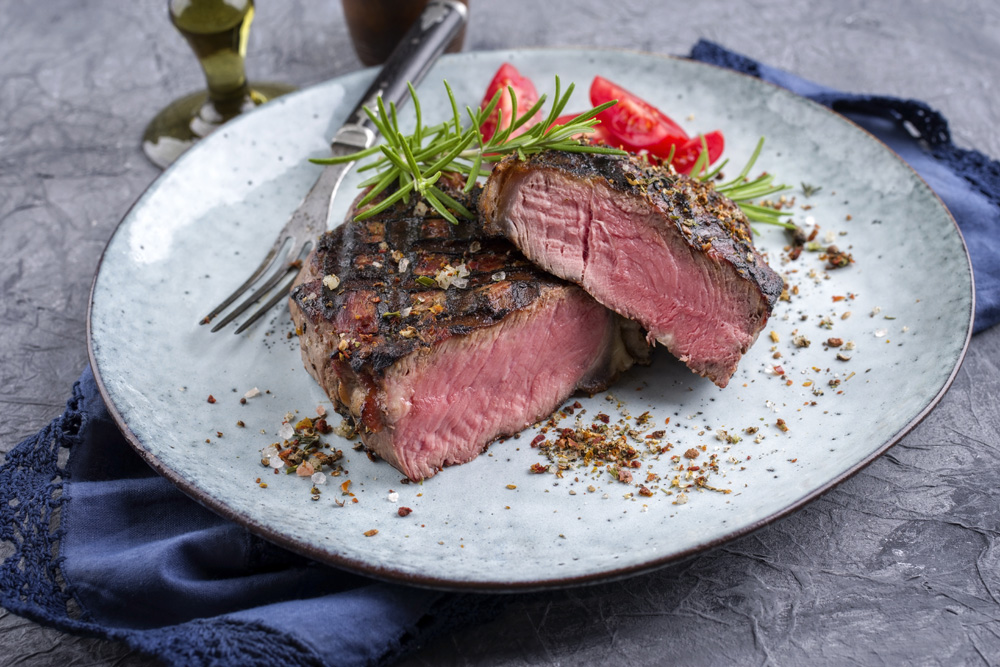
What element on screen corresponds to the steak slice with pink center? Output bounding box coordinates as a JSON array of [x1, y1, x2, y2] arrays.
[[289, 186, 648, 481], [480, 151, 783, 387]]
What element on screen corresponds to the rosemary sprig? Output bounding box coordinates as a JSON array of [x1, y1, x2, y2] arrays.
[[313, 77, 624, 223], [312, 79, 793, 230], [699, 137, 795, 230]]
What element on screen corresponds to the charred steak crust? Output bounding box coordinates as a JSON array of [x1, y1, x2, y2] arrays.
[[481, 150, 783, 308], [291, 211, 559, 378]]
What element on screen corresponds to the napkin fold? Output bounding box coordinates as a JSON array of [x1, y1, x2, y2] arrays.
[[690, 40, 1000, 333], [0, 367, 502, 667], [3, 42, 999, 667]]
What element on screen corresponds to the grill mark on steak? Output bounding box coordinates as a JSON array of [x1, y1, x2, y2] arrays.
[[289, 181, 648, 481], [480, 150, 784, 387]]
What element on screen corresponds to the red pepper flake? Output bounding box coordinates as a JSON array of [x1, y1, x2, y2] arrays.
[[364, 529, 378, 537], [207, 395, 216, 404], [596, 413, 610, 424], [616, 468, 633, 483], [826, 245, 854, 269], [530, 434, 546, 448], [340, 480, 352, 494], [529, 463, 548, 474], [397, 507, 412, 517], [638, 486, 654, 497]]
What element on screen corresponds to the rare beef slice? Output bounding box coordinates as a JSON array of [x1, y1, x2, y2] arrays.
[[480, 150, 783, 387]]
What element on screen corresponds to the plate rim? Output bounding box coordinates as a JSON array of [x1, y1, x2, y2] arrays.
[[86, 47, 976, 592]]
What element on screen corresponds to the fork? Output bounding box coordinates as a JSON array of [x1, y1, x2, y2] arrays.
[[201, 0, 468, 333]]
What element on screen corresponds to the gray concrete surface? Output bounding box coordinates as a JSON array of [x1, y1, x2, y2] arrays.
[[2, 1, 999, 665]]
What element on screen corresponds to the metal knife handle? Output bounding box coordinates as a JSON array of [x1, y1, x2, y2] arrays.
[[338, 0, 468, 136]]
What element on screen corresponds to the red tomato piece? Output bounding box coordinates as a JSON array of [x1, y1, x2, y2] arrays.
[[671, 131, 725, 175], [589, 76, 688, 156], [479, 63, 541, 142]]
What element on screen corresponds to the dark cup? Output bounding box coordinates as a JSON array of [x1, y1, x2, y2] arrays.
[[341, 0, 468, 66]]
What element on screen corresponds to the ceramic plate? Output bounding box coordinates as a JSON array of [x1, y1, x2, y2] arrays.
[[88, 49, 973, 591]]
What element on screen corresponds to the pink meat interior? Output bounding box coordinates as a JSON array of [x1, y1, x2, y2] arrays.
[[369, 289, 616, 480], [497, 169, 765, 384]]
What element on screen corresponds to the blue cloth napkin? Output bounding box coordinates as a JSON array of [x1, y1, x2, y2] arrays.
[[690, 40, 1000, 333], [1, 366, 502, 666], [3, 41, 999, 667]]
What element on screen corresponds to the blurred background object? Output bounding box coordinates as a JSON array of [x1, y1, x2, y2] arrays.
[[341, 0, 469, 66], [142, 0, 296, 168]]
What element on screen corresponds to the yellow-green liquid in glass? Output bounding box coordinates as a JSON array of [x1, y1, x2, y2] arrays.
[[143, 0, 295, 168]]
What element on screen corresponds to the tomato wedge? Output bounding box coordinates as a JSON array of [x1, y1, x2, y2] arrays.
[[479, 63, 541, 142], [589, 76, 688, 155], [670, 131, 725, 175]]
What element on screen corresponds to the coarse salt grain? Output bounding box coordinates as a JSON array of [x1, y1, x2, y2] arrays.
[[323, 273, 341, 290], [388, 492, 399, 503], [243, 387, 261, 399], [434, 263, 470, 289], [279, 422, 294, 440], [311, 472, 326, 485]]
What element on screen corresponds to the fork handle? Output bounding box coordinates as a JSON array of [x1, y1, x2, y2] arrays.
[[338, 0, 468, 136]]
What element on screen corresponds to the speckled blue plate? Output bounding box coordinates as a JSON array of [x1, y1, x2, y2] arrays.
[[88, 49, 973, 591]]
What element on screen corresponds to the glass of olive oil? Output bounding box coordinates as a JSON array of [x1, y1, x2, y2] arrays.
[[142, 0, 296, 169]]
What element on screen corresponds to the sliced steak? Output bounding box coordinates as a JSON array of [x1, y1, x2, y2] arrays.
[[480, 150, 783, 387], [289, 185, 648, 481]]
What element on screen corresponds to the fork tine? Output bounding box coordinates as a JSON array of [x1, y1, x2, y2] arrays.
[[209, 239, 312, 332], [200, 234, 292, 325], [233, 271, 302, 334]]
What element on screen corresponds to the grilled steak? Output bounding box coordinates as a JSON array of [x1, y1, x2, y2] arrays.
[[289, 184, 648, 481], [480, 150, 783, 387]]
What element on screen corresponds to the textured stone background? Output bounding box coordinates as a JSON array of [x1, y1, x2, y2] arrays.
[[2, 1, 999, 665]]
